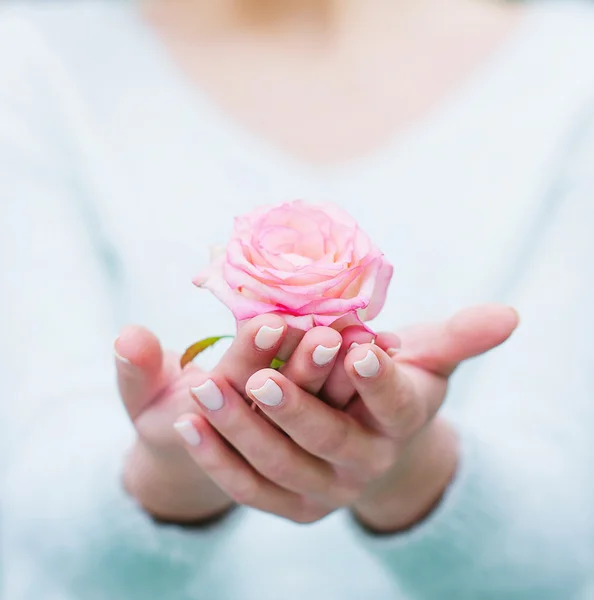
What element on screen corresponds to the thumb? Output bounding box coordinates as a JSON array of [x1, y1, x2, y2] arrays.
[[114, 325, 173, 420], [390, 304, 520, 377]]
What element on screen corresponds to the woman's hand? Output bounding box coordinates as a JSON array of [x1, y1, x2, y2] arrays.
[[347, 304, 519, 531], [174, 305, 518, 529], [115, 314, 300, 522], [118, 304, 517, 529]]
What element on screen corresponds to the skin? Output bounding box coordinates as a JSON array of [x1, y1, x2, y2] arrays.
[[118, 306, 518, 531], [120, 0, 523, 530], [141, 0, 522, 165]]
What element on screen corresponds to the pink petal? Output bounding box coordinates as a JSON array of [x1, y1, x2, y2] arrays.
[[275, 265, 361, 298], [321, 265, 365, 298], [231, 239, 291, 282], [258, 226, 300, 254], [324, 312, 375, 333], [223, 262, 313, 311], [281, 313, 316, 330], [357, 258, 393, 322], [194, 258, 279, 320], [297, 294, 370, 317]]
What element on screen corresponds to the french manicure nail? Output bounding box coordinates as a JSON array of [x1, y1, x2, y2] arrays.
[[312, 343, 341, 366], [255, 325, 285, 350], [173, 421, 202, 447], [354, 350, 380, 378], [250, 379, 283, 406], [191, 379, 224, 411]]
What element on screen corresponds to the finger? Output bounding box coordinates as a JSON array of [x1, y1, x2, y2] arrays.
[[115, 325, 178, 420], [187, 373, 335, 497], [214, 314, 287, 394], [320, 325, 375, 408], [395, 304, 519, 377], [174, 414, 318, 522], [246, 369, 380, 468], [280, 327, 342, 395], [344, 344, 441, 439], [373, 331, 402, 357], [131, 364, 201, 445], [277, 325, 306, 362]]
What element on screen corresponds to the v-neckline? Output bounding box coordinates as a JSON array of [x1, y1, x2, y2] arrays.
[[121, 0, 550, 187]]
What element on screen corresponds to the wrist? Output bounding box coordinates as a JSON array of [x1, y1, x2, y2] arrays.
[[353, 418, 458, 533], [123, 439, 234, 523]]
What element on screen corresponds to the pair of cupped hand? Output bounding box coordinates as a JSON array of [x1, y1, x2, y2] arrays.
[[115, 304, 518, 531]]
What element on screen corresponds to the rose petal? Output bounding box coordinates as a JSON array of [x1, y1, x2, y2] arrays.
[[275, 265, 362, 298], [223, 262, 316, 311], [357, 258, 393, 322], [281, 313, 316, 330], [308, 310, 373, 332], [195, 257, 279, 320], [297, 294, 370, 317], [194, 200, 393, 333], [280, 253, 314, 268], [258, 226, 300, 254]]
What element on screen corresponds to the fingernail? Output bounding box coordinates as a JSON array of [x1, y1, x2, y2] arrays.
[[255, 325, 285, 350], [173, 421, 202, 446], [348, 342, 360, 352], [191, 379, 224, 411], [113, 340, 131, 364], [312, 343, 341, 366], [354, 350, 380, 378], [386, 347, 400, 357], [250, 378, 283, 406]]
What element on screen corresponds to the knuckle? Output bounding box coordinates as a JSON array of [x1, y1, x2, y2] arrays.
[[367, 444, 398, 478], [280, 363, 311, 392], [378, 392, 424, 436], [331, 483, 362, 506], [389, 403, 426, 440], [312, 418, 349, 456], [224, 410, 245, 433], [238, 434, 272, 463], [228, 476, 259, 506], [392, 387, 413, 414], [381, 391, 412, 424], [284, 392, 307, 423], [261, 453, 291, 482]]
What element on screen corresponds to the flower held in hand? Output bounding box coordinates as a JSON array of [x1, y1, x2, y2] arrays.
[[194, 200, 392, 331]]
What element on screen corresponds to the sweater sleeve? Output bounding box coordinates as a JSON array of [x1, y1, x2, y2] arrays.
[[348, 119, 594, 598], [0, 15, 241, 600]]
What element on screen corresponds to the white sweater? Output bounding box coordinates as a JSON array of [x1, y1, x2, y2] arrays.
[[1, 1, 594, 598]]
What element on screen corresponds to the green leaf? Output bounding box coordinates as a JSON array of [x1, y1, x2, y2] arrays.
[[270, 357, 286, 370], [180, 336, 234, 369]]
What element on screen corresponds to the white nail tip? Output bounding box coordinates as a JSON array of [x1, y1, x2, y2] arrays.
[[312, 343, 341, 366], [174, 421, 202, 447], [250, 379, 283, 406], [114, 349, 130, 364], [348, 342, 360, 351], [255, 325, 285, 350], [354, 350, 380, 378], [191, 379, 224, 411]]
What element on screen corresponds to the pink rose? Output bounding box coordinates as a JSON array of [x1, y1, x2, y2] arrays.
[[194, 200, 393, 331]]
